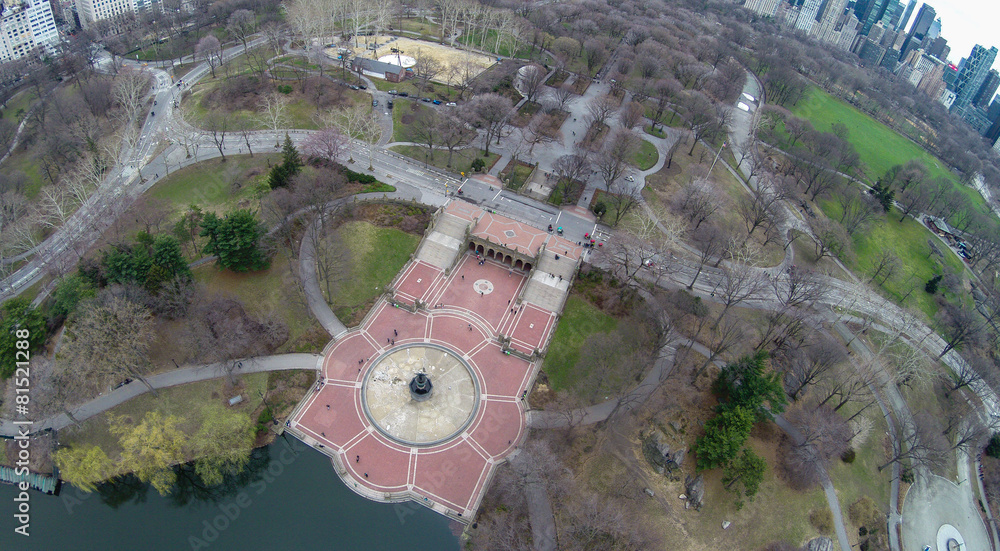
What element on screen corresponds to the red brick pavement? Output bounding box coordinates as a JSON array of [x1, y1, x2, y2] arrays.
[[290, 250, 561, 519]]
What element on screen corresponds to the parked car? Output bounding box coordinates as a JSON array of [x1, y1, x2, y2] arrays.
[[372, 99, 378, 107], [388, 90, 398, 95], [387, 100, 393, 108], [398, 92, 409, 97], [421, 97, 431, 102], [432, 100, 442, 105], [446, 102, 457, 106]]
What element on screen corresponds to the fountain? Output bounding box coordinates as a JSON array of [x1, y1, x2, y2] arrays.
[[409, 372, 433, 401]]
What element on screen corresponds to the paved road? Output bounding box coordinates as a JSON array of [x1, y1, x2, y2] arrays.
[[901, 470, 991, 551], [0, 353, 321, 437]]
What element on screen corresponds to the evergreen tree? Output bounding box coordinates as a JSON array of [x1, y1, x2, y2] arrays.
[[722, 447, 766, 508], [0, 298, 47, 378], [200, 209, 270, 272], [695, 405, 755, 471], [712, 351, 787, 420], [282, 133, 302, 175]]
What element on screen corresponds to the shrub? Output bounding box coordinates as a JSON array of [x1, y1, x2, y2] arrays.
[[342, 167, 377, 184], [841, 448, 856, 463], [901, 469, 914, 484], [986, 434, 1000, 458], [593, 201, 607, 218], [809, 508, 833, 533], [277, 84, 293, 94], [470, 157, 486, 172], [925, 274, 942, 294]]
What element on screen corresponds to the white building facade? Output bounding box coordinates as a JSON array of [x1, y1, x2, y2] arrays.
[[0, 0, 59, 62], [74, 0, 138, 29]]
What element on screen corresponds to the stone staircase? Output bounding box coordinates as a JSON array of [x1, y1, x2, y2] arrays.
[[414, 213, 471, 269], [520, 250, 574, 312]]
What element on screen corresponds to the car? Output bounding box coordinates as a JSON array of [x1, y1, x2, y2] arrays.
[[349, 84, 360, 90], [398, 92, 409, 97], [387, 100, 393, 108], [421, 97, 431, 102], [388, 90, 397, 95], [624, 175, 635, 182], [432, 100, 442, 105], [372, 99, 378, 107], [358, 84, 367, 90], [446, 102, 457, 106]]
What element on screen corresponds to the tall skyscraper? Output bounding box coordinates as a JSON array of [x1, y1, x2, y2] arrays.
[[814, 0, 850, 43], [927, 36, 949, 60], [75, 0, 139, 29], [897, 0, 917, 31], [973, 69, 1000, 110], [951, 44, 999, 114], [0, 0, 59, 62], [795, 0, 823, 33], [858, 0, 890, 36], [901, 4, 936, 57], [744, 0, 781, 17], [879, 0, 904, 30]]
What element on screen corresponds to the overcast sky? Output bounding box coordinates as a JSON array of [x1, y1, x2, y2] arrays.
[[919, 0, 1000, 68]]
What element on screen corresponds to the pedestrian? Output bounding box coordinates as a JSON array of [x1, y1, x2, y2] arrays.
[[356, 455, 360, 463], [322, 432, 326, 437], [326, 404, 331, 410], [462, 274, 465, 280], [155, 173, 158, 178], [387, 337, 391, 344], [468, 324, 472, 331], [394, 329, 398, 337], [507, 299, 511, 305], [391, 339, 395, 345], [364, 473, 368, 478]]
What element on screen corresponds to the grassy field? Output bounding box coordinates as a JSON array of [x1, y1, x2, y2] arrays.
[[59, 373, 269, 463], [391, 99, 434, 142], [390, 144, 498, 174], [193, 247, 323, 353], [633, 139, 659, 170], [819, 199, 964, 319], [149, 154, 280, 215], [500, 159, 534, 190], [1, 88, 36, 123], [324, 221, 420, 323], [543, 295, 618, 390], [791, 87, 985, 211]]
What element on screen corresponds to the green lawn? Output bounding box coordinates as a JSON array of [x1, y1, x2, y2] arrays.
[[1, 89, 36, 123], [149, 154, 281, 214], [633, 139, 659, 170], [325, 221, 420, 322], [59, 373, 268, 463], [543, 295, 618, 390], [820, 199, 964, 319], [391, 99, 435, 142], [193, 247, 321, 352], [792, 87, 978, 210], [390, 144, 499, 175]]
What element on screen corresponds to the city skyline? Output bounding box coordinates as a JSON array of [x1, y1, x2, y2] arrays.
[[921, 0, 999, 71]]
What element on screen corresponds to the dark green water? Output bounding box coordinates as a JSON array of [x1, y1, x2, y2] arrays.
[[0, 436, 460, 550]]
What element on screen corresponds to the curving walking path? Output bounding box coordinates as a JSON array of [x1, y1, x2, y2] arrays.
[[0, 353, 321, 438]]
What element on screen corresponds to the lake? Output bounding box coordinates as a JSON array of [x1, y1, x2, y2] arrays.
[[0, 436, 460, 550]]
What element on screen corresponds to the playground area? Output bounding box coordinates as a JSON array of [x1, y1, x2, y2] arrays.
[[326, 36, 496, 85]]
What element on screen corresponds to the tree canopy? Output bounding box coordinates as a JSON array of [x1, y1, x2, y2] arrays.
[[712, 351, 787, 420], [200, 209, 270, 272], [110, 411, 188, 495], [193, 405, 256, 486], [0, 298, 47, 378], [694, 405, 755, 471], [52, 444, 115, 492]]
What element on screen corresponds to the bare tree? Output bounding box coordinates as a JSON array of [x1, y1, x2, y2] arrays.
[[594, 128, 639, 190], [302, 126, 347, 164], [438, 112, 475, 168], [619, 101, 645, 130], [585, 94, 617, 128], [553, 151, 590, 199], [878, 413, 948, 472], [551, 84, 575, 112], [866, 249, 900, 287], [204, 113, 230, 160], [195, 35, 222, 78], [779, 336, 847, 401], [412, 48, 444, 95], [519, 64, 546, 104], [469, 93, 514, 156], [227, 9, 257, 53], [256, 94, 289, 149]]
